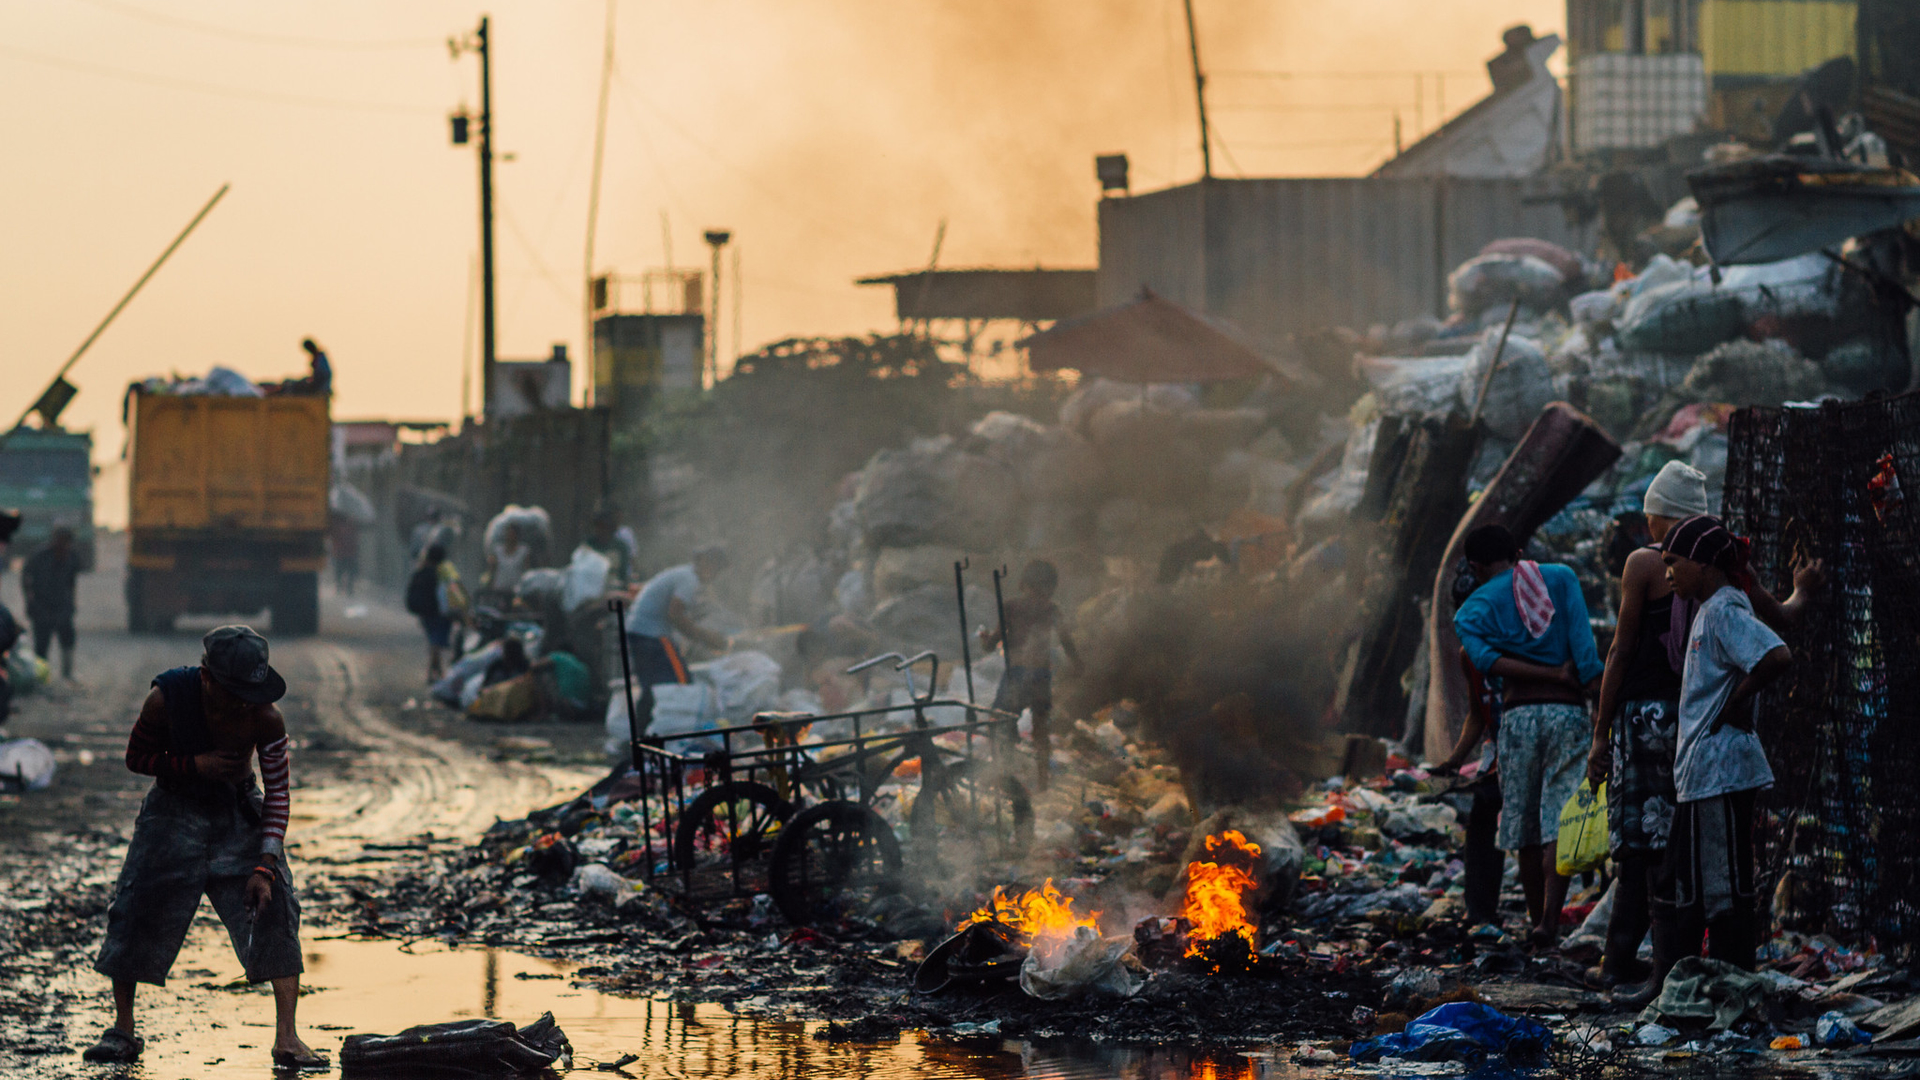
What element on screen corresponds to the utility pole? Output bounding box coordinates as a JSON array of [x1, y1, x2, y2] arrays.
[[1182, 0, 1212, 180], [583, 0, 617, 407], [477, 17, 496, 418], [450, 17, 497, 418], [703, 230, 731, 387]]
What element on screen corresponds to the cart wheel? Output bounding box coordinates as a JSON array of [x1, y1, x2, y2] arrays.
[[910, 761, 1033, 863], [672, 782, 793, 874], [768, 801, 902, 927]]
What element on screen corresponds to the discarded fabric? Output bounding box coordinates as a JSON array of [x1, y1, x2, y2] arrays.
[[1348, 1002, 1551, 1063]]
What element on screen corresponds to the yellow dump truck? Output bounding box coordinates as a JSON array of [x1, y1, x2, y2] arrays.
[[126, 391, 331, 634]]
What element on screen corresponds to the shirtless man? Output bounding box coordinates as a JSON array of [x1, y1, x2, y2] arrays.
[[86, 626, 327, 1070], [979, 560, 1083, 791]]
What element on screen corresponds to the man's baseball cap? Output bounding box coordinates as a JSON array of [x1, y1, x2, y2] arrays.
[[202, 625, 286, 704]]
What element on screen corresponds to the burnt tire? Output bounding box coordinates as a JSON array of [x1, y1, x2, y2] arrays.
[[768, 800, 902, 927], [672, 781, 793, 875]]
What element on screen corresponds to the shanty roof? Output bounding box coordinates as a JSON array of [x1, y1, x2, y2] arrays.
[[1020, 288, 1315, 386], [855, 267, 1097, 322]]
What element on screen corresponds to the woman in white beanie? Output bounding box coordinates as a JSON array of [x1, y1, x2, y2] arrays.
[[1590, 460, 1824, 998]]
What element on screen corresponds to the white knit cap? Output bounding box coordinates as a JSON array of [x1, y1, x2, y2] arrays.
[[1643, 460, 1710, 518]]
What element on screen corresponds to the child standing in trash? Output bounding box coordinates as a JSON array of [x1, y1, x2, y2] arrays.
[[978, 560, 1083, 792], [87, 626, 327, 1071], [1588, 463, 1822, 990], [1452, 524, 1603, 949], [1612, 516, 1796, 1007]]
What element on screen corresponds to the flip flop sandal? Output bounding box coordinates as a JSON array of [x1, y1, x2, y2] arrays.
[[272, 1048, 332, 1072], [82, 1028, 144, 1063]]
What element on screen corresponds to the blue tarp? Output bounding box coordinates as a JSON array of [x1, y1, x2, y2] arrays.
[[1350, 1002, 1553, 1064]]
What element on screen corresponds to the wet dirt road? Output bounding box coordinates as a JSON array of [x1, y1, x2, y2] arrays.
[[0, 540, 1283, 1079]]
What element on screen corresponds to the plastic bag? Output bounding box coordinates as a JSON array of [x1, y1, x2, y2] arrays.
[[560, 545, 612, 613], [0, 738, 56, 791], [601, 682, 719, 756], [1556, 780, 1609, 875], [1350, 1002, 1552, 1063], [1018, 926, 1141, 1000], [1447, 253, 1566, 317]]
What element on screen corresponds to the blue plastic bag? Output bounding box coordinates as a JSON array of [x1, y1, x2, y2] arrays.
[[1350, 1002, 1554, 1063]]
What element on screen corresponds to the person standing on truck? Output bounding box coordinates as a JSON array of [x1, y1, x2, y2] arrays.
[[299, 338, 332, 396], [22, 527, 79, 680], [85, 626, 328, 1071]]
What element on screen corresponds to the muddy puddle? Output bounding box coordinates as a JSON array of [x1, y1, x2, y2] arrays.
[[77, 929, 1312, 1079]]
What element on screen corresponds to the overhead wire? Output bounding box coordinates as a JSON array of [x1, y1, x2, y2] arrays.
[[70, 0, 441, 51], [0, 41, 437, 114]]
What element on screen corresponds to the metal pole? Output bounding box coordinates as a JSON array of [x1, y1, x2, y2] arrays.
[[954, 559, 975, 704], [1182, 0, 1212, 180], [4, 183, 229, 447], [991, 566, 1010, 663], [582, 0, 616, 407], [478, 16, 497, 419], [708, 242, 722, 386], [1468, 297, 1523, 426]]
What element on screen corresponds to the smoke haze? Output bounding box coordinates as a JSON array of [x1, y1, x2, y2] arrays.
[[0, 0, 1558, 524]]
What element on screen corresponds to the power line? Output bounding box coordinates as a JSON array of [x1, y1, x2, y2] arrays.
[[0, 42, 437, 114], [72, 0, 441, 51], [1211, 102, 1420, 113], [1213, 68, 1478, 80]]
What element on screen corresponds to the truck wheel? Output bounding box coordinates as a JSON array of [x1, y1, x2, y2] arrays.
[[126, 568, 146, 633], [276, 572, 320, 637], [126, 569, 171, 633]]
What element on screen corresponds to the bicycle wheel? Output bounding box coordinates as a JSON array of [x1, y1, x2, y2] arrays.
[[672, 782, 793, 874], [768, 801, 902, 927], [910, 760, 1033, 864]]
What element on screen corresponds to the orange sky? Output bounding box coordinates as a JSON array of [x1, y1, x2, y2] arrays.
[[0, 0, 1562, 522]]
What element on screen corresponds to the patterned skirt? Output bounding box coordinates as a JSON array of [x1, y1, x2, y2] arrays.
[[1609, 697, 1678, 855]]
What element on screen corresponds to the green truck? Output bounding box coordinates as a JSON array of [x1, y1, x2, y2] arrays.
[[0, 427, 95, 569]]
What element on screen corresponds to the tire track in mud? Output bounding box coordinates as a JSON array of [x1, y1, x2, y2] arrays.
[[291, 643, 598, 858]]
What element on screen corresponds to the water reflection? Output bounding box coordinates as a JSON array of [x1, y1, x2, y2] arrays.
[[96, 931, 1298, 1080]]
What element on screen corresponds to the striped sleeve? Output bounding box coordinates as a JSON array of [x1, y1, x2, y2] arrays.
[[257, 735, 291, 856], [126, 700, 196, 780]]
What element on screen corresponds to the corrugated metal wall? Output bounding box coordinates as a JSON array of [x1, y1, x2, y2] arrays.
[[1097, 177, 1593, 347]]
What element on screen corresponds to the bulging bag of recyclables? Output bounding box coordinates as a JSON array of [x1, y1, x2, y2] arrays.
[[340, 1012, 569, 1077], [483, 504, 551, 553], [1556, 780, 1608, 875], [1447, 253, 1566, 317]]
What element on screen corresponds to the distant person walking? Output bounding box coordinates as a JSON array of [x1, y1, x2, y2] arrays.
[[406, 544, 468, 684], [22, 527, 80, 680], [624, 547, 732, 686], [329, 515, 361, 598], [1452, 523, 1603, 948]]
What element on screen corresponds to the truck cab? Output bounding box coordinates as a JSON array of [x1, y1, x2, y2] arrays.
[[0, 427, 95, 569]]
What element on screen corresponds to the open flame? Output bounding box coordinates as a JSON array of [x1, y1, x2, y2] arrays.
[[956, 878, 1099, 944], [1181, 830, 1262, 956]]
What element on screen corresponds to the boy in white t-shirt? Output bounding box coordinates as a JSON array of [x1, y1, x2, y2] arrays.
[[1616, 515, 1796, 1007]]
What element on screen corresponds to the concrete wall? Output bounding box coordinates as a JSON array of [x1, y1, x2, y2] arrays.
[[1098, 177, 1594, 350]]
